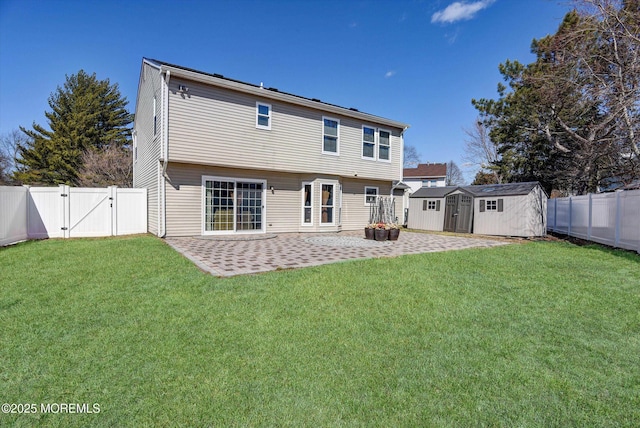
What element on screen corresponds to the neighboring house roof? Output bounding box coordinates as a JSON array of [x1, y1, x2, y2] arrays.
[[403, 163, 447, 179], [410, 182, 544, 198], [144, 58, 410, 131]]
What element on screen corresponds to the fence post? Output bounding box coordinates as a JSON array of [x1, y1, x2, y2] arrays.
[[615, 190, 622, 248], [109, 186, 117, 236], [568, 196, 572, 236], [553, 198, 557, 231], [60, 184, 70, 239], [587, 193, 592, 241]]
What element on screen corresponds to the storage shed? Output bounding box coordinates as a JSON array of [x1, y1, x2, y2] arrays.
[[407, 186, 453, 232], [408, 181, 547, 237]]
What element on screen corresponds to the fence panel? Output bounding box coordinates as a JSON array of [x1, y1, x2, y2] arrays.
[[618, 191, 640, 252], [549, 189, 640, 253], [570, 195, 590, 240], [554, 198, 571, 234], [590, 192, 617, 247], [0, 186, 28, 246]]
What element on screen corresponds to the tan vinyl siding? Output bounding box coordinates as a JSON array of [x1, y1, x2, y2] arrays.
[[166, 77, 403, 181], [133, 62, 163, 235], [165, 163, 305, 236], [341, 179, 394, 230], [163, 163, 396, 236]]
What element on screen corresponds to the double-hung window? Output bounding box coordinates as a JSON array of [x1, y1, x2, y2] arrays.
[[362, 126, 376, 159], [378, 129, 390, 161], [364, 186, 378, 205], [256, 102, 271, 130], [322, 117, 339, 155]]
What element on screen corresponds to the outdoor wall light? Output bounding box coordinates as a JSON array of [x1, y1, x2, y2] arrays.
[[270, 185, 274, 193], [178, 84, 189, 92]]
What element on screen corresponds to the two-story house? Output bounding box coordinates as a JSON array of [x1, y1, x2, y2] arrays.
[[133, 58, 409, 237]]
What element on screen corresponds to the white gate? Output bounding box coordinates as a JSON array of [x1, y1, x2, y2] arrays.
[[25, 185, 147, 240]]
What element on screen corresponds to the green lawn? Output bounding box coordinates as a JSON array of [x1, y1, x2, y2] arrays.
[[1, 235, 639, 427]]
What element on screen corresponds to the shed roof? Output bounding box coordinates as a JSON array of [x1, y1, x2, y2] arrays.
[[403, 163, 447, 178], [410, 186, 458, 198], [410, 181, 542, 198], [463, 182, 541, 197]]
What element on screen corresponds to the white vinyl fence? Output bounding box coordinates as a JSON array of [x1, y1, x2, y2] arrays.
[[1, 185, 147, 246], [547, 189, 640, 253]]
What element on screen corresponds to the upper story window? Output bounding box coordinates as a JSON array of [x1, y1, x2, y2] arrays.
[[362, 126, 376, 159], [378, 129, 390, 161], [256, 102, 271, 130], [423, 179, 438, 187], [153, 96, 157, 136], [322, 117, 339, 155]]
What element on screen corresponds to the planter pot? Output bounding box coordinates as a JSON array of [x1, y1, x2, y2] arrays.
[[374, 229, 389, 241], [388, 228, 400, 241], [364, 227, 375, 240]]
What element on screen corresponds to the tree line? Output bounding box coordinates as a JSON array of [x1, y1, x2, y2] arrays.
[[0, 70, 133, 187], [467, 0, 639, 194]]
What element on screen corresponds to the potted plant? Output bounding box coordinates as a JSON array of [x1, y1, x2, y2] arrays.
[[364, 223, 375, 240], [388, 223, 400, 240], [374, 222, 389, 241]]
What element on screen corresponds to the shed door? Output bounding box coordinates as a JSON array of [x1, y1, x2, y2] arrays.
[[443, 194, 474, 233], [443, 194, 459, 232], [455, 194, 473, 233]]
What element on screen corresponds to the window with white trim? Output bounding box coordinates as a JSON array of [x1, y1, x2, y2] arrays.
[[378, 129, 390, 161], [322, 117, 339, 155], [365, 186, 378, 205], [256, 102, 271, 130], [362, 126, 376, 159], [153, 96, 157, 136], [302, 182, 313, 226]]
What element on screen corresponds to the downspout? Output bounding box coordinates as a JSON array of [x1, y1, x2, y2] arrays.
[[159, 69, 170, 237]]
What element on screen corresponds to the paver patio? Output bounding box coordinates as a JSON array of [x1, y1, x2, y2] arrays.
[[165, 230, 509, 277]]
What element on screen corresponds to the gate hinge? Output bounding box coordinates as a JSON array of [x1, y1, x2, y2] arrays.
[[61, 193, 68, 197], [61, 227, 68, 230]]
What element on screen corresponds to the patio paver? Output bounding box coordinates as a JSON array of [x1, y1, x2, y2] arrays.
[[165, 230, 509, 277]]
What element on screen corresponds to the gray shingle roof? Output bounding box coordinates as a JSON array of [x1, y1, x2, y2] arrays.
[[410, 182, 542, 198]]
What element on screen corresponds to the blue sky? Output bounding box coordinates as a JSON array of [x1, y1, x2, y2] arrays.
[[0, 0, 570, 181]]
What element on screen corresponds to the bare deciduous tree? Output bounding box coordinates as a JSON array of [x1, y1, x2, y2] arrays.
[[462, 119, 502, 183], [77, 145, 132, 187], [403, 144, 422, 168], [445, 160, 465, 186], [0, 129, 30, 184]]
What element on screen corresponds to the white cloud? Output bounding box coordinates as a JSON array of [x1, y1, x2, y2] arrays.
[[431, 0, 495, 24], [385, 70, 396, 78]]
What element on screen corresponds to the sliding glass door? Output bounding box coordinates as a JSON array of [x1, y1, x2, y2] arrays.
[[203, 177, 265, 234]]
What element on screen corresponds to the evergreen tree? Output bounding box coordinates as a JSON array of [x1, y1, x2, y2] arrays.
[[472, 1, 639, 195], [16, 70, 133, 185]]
